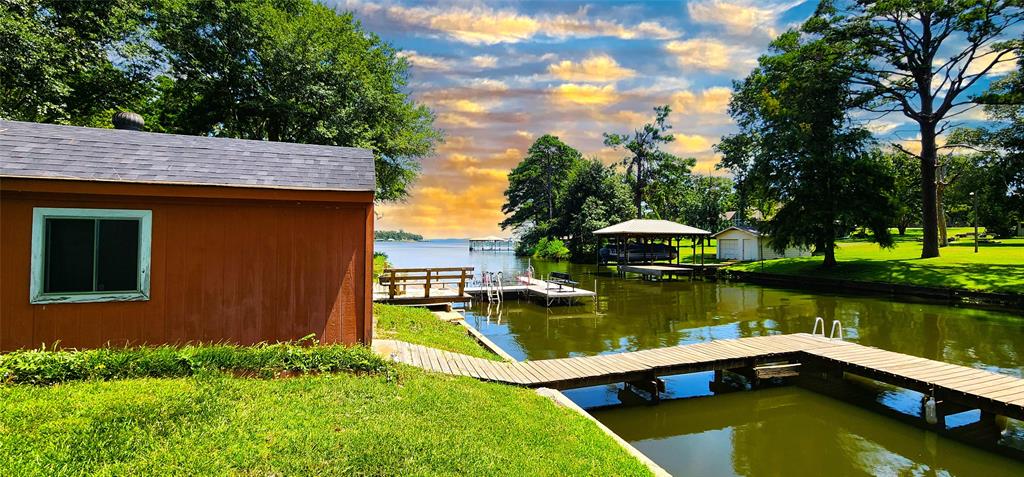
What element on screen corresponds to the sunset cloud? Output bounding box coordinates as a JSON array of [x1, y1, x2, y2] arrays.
[[472, 55, 499, 68], [376, 183, 509, 238], [671, 87, 732, 115], [399, 50, 453, 71], [548, 54, 637, 82], [673, 133, 716, 153], [665, 38, 758, 73], [342, 1, 681, 45], [687, 1, 801, 37], [436, 99, 488, 113], [444, 153, 481, 167], [551, 83, 619, 105], [437, 112, 482, 128]]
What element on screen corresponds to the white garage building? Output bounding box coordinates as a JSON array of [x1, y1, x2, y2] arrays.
[[712, 226, 812, 261]]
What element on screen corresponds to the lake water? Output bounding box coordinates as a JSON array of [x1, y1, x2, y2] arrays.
[[376, 239, 1024, 476]]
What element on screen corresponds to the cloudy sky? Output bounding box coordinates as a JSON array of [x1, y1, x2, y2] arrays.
[[331, 0, 1010, 239]]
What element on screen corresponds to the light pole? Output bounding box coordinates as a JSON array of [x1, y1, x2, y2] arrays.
[[970, 191, 978, 253]]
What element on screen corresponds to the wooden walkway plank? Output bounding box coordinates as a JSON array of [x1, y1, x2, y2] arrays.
[[373, 335, 1024, 420]]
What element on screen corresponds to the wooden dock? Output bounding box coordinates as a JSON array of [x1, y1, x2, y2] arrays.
[[465, 276, 596, 305], [617, 264, 694, 280], [376, 333, 1024, 423], [374, 267, 473, 306]]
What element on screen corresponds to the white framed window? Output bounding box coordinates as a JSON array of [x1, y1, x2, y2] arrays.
[[30, 208, 152, 304]]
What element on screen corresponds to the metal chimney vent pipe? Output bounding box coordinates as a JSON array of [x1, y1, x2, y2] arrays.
[[112, 111, 144, 131]]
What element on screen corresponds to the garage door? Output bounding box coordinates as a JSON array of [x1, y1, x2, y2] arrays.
[[718, 239, 740, 260]]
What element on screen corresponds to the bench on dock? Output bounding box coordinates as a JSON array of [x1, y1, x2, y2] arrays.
[[547, 272, 578, 291], [377, 267, 474, 305]]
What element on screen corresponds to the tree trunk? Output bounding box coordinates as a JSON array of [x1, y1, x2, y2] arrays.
[[897, 223, 907, 236], [634, 160, 644, 218], [936, 182, 948, 247], [919, 122, 940, 258], [822, 242, 837, 268]]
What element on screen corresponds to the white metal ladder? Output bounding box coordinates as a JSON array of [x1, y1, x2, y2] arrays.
[[812, 317, 844, 340], [485, 271, 504, 303]]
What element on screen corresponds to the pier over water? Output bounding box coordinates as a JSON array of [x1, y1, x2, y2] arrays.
[[376, 333, 1024, 459]]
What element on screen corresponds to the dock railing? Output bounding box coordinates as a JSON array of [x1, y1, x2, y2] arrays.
[[379, 267, 474, 300]]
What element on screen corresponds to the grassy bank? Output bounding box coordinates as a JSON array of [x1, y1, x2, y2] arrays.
[[0, 367, 650, 475], [1, 304, 649, 475], [730, 228, 1024, 294], [374, 304, 501, 360]]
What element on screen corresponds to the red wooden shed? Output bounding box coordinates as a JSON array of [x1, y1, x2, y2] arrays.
[[0, 119, 375, 351]]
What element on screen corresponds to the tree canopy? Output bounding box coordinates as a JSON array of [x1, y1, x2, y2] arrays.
[[604, 106, 687, 217], [555, 159, 634, 259], [719, 30, 896, 267], [948, 65, 1024, 237], [500, 134, 585, 233], [0, 0, 440, 201], [0, 0, 155, 126]]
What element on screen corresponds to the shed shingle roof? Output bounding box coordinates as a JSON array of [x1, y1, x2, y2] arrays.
[[0, 120, 375, 192]]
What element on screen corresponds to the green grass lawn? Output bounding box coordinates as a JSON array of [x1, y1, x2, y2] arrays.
[[0, 367, 650, 476], [731, 228, 1024, 294], [1, 304, 650, 475], [373, 304, 501, 360]]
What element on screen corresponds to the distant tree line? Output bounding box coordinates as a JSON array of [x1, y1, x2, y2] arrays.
[[501, 107, 737, 262], [0, 0, 440, 201], [374, 230, 423, 242]]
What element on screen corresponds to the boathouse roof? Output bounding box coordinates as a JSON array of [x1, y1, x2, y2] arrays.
[[593, 219, 711, 236], [0, 120, 375, 192]]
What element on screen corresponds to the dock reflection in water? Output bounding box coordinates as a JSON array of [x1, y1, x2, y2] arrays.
[[593, 387, 1022, 477]]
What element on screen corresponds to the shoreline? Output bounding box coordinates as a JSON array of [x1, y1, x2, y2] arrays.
[[724, 270, 1024, 309]]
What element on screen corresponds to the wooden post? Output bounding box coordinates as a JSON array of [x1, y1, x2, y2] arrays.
[[458, 269, 466, 297], [701, 237, 705, 266], [691, 237, 696, 265], [424, 269, 431, 298], [389, 269, 396, 299]]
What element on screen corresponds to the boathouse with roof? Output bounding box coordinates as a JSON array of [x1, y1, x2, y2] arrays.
[[0, 118, 375, 351]]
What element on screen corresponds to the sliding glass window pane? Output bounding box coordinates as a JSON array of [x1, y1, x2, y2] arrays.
[[44, 218, 95, 293], [96, 219, 140, 291]]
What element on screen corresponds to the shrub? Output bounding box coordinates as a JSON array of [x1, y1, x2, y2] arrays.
[[373, 251, 390, 278], [532, 237, 570, 261], [0, 340, 390, 385]]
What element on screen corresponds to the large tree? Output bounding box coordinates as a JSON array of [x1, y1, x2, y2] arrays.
[[555, 159, 634, 260], [671, 175, 738, 233], [501, 135, 585, 235], [0, 0, 155, 126], [718, 31, 896, 267], [808, 1, 1023, 258], [643, 155, 698, 220], [603, 106, 686, 217], [149, 0, 438, 201]]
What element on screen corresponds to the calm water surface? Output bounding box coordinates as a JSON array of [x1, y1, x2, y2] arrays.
[[377, 240, 1024, 476]]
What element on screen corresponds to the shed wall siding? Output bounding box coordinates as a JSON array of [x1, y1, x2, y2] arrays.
[[0, 188, 372, 351]]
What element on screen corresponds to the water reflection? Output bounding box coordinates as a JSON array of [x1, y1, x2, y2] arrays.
[[594, 388, 1024, 477]]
